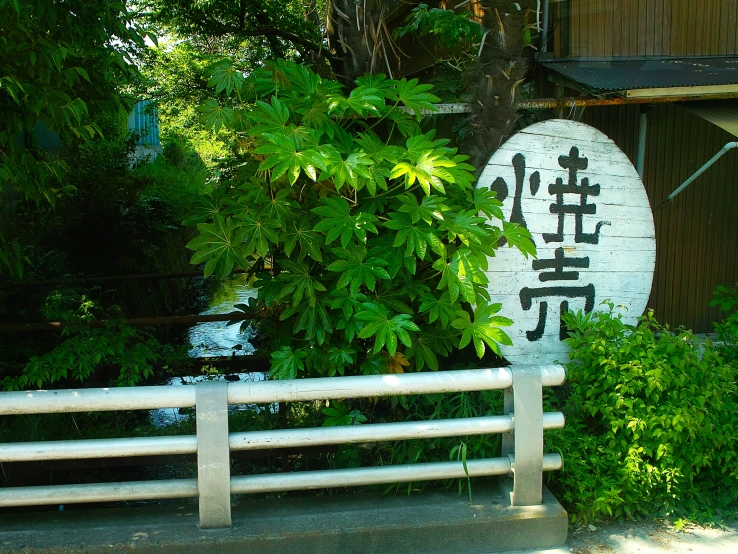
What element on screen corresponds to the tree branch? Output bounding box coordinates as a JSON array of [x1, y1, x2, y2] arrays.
[[213, 24, 340, 68]]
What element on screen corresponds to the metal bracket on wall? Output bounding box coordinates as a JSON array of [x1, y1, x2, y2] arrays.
[[657, 141, 738, 209]]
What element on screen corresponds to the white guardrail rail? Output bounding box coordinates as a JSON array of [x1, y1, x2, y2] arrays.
[[0, 365, 566, 528]]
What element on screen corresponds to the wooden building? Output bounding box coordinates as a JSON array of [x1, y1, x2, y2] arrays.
[[382, 0, 737, 332], [539, 0, 738, 332]]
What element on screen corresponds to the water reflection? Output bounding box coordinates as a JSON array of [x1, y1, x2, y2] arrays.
[[187, 274, 257, 358], [150, 276, 271, 427], [149, 372, 278, 427]]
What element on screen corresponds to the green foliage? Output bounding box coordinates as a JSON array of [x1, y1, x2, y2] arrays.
[[322, 401, 367, 427], [7, 110, 188, 279], [1, 289, 186, 390], [141, 0, 323, 64], [0, 0, 151, 275], [135, 40, 231, 168], [133, 140, 210, 216], [0, 231, 24, 276], [394, 4, 484, 55], [185, 60, 534, 378], [375, 388, 504, 495], [710, 284, 738, 365], [548, 307, 738, 524]]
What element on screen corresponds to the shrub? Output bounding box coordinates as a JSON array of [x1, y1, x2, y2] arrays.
[[547, 306, 738, 524], [711, 284, 738, 366], [1, 289, 187, 390], [134, 139, 210, 216], [185, 60, 535, 378]]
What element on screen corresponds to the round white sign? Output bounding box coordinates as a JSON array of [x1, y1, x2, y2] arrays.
[[478, 120, 656, 364]]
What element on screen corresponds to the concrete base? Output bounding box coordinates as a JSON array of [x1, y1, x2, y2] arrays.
[[0, 484, 567, 553]]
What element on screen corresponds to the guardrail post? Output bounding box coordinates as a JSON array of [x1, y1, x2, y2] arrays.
[[501, 365, 544, 506], [195, 381, 231, 528]]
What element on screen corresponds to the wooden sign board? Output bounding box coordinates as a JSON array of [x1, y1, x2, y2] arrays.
[[478, 120, 656, 364]]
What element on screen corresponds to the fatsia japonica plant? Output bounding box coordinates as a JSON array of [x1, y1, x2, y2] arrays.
[[185, 60, 535, 379]]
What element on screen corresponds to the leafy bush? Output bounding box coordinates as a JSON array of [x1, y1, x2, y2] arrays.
[[394, 4, 483, 55], [134, 139, 210, 216], [319, 387, 505, 487], [185, 60, 535, 378], [1, 289, 187, 390], [547, 307, 738, 524], [711, 284, 738, 365]]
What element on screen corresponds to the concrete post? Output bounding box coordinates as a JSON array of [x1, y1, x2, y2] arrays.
[[501, 366, 544, 506], [195, 381, 232, 528]]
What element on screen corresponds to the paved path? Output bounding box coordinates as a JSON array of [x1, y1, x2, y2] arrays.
[[566, 519, 738, 553]]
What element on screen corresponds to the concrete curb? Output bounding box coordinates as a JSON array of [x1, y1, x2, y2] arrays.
[[0, 485, 567, 553]]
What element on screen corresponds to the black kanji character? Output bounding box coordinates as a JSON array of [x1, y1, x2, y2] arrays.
[[491, 153, 540, 246], [542, 146, 610, 245], [532, 247, 590, 282], [519, 284, 595, 341]]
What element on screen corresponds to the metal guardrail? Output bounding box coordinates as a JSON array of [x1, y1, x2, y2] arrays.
[[0, 365, 566, 528]]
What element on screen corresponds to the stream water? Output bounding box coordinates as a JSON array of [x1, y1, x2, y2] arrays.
[[187, 274, 257, 358], [150, 276, 273, 426]]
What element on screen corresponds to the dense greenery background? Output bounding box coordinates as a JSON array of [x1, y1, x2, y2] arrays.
[[0, 0, 736, 528]]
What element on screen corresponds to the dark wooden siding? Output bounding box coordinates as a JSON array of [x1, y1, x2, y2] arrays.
[[581, 103, 738, 332], [555, 0, 738, 57]]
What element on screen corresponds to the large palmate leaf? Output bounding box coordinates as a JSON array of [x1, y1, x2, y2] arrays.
[[329, 289, 368, 320], [277, 260, 327, 307], [283, 222, 323, 262], [312, 196, 379, 247], [501, 220, 537, 259], [367, 235, 411, 278], [186, 214, 248, 279], [440, 211, 490, 248], [432, 248, 488, 304], [444, 154, 477, 190], [207, 59, 244, 96], [281, 300, 332, 345], [182, 187, 232, 226], [450, 247, 488, 304], [279, 60, 322, 96], [355, 132, 405, 164], [255, 132, 326, 184], [396, 193, 447, 224], [327, 246, 390, 295], [257, 188, 299, 226], [354, 74, 397, 97], [404, 133, 442, 162], [247, 96, 291, 134], [390, 77, 439, 119], [405, 327, 456, 371], [297, 100, 337, 139], [355, 303, 420, 356], [390, 152, 456, 196], [473, 187, 505, 220], [270, 346, 307, 380], [198, 99, 235, 131], [383, 211, 443, 259], [327, 86, 385, 117], [237, 214, 280, 257], [384, 106, 421, 138], [451, 303, 513, 358], [369, 287, 414, 316], [318, 146, 374, 190], [419, 292, 458, 327], [326, 346, 358, 377], [322, 401, 367, 425]]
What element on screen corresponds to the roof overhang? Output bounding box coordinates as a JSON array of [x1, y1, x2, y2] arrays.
[[541, 56, 738, 100], [624, 84, 738, 98], [685, 101, 738, 137]]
